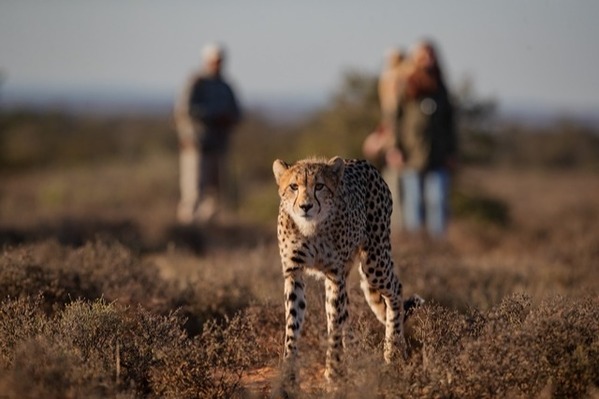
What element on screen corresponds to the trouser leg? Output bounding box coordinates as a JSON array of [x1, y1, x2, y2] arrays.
[[424, 169, 450, 238], [177, 146, 199, 224], [400, 169, 423, 233]]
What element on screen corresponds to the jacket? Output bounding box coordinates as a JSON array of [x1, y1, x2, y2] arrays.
[[175, 72, 241, 154], [396, 68, 457, 171]]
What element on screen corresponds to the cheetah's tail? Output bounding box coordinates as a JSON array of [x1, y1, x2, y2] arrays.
[[403, 294, 425, 322]]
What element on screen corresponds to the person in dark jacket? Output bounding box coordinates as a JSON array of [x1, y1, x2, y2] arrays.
[[395, 40, 457, 238], [174, 43, 242, 224]]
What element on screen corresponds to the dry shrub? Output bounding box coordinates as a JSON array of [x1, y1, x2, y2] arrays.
[[0, 239, 257, 335], [0, 240, 165, 309], [244, 267, 598, 398], [172, 272, 254, 336], [269, 292, 597, 398], [405, 293, 599, 398], [0, 297, 259, 398], [0, 296, 47, 369], [0, 299, 129, 398], [0, 240, 268, 397], [1, 161, 597, 398], [399, 252, 531, 312]]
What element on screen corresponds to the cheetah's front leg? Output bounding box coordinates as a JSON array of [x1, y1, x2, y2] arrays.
[[324, 274, 349, 381], [282, 271, 306, 381]]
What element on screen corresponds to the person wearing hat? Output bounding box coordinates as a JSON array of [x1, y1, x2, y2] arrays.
[[174, 43, 242, 224]]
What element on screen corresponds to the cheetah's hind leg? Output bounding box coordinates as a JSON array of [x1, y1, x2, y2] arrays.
[[359, 259, 425, 326], [358, 262, 387, 324]]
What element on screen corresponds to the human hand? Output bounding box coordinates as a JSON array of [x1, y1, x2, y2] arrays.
[[386, 147, 404, 170]]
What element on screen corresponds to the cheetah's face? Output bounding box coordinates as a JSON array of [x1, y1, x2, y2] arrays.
[[273, 157, 345, 236]]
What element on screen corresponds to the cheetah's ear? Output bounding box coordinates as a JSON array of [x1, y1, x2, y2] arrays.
[[273, 159, 290, 185], [328, 156, 345, 182]]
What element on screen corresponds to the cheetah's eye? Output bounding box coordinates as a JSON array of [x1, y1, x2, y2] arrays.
[[315, 183, 324, 191], [289, 183, 298, 191]]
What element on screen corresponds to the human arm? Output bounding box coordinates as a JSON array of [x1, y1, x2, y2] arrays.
[[174, 78, 197, 149]]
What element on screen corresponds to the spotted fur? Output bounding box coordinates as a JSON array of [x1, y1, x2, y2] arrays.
[[273, 156, 406, 382]]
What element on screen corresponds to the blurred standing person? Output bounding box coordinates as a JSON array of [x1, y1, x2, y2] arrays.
[[174, 43, 242, 224], [373, 48, 410, 229], [364, 48, 407, 170], [395, 40, 457, 238]]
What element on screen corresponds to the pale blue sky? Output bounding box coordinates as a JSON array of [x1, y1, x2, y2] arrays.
[[1, 1, 598, 113]]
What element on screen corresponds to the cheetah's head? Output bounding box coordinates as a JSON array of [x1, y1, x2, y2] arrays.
[[273, 156, 345, 236]]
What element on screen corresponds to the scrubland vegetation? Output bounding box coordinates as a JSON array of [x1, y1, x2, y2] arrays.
[[0, 74, 598, 397]]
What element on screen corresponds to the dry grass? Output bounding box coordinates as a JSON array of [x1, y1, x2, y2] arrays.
[[1, 115, 598, 397]]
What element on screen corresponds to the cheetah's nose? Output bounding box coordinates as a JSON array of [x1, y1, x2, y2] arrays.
[[299, 203, 313, 212]]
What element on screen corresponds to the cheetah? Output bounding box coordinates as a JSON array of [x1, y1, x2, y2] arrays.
[[273, 156, 417, 383]]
